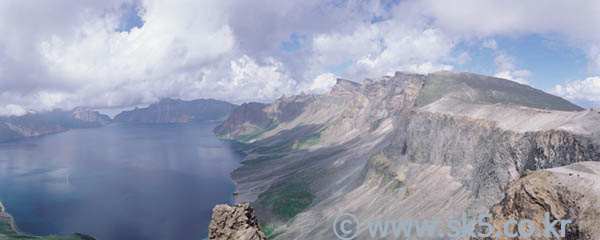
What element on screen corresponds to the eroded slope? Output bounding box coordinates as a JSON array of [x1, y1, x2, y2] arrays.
[[216, 71, 600, 239]]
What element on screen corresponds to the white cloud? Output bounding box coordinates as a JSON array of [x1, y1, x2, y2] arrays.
[[494, 70, 532, 85], [483, 39, 498, 50], [588, 45, 600, 73], [302, 73, 337, 94], [0, 0, 396, 115], [553, 77, 600, 107], [40, 0, 236, 95], [3, 0, 600, 115], [416, 0, 600, 38], [455, 52, 471, 65], [0, 0, 241, 113], [227, 55, 298, 101], [0, 104, 28, 117], [414, 0, 600, 73], [494, 53, 516, 71], [312, 22, 456, 81], [490, 47, 532, 85]]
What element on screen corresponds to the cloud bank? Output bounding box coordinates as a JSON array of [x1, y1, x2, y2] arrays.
[[1, 0, 600, 115]]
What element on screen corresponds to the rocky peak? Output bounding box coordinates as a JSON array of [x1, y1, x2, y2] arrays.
[[209, 203, 265, 240], [329, 78, 361, 96], [360, 72, 427, 113]]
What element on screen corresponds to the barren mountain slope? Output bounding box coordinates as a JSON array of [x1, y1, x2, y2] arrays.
[[215, 71, 600, 239]]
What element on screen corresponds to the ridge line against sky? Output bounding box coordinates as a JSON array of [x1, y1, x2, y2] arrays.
[[1, 0, 600, 116]]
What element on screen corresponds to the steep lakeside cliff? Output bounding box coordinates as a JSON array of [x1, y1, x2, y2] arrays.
[[215, 71, 600, 239], [114, 98, 237, 124]]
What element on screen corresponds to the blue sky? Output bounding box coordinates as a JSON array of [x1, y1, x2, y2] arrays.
[[453, 35, 589, 90], [0, 0, 599, 115]]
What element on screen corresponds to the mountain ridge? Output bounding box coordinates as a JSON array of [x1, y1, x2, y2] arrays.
[[214, 70, 600, 239], [0, 98, 239, 142], [114, 98, 237, 124], [0, 108, 111, 143]]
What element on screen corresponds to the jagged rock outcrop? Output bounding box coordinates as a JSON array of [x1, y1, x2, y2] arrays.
[[114, 98, 236, 124], [473, 162, 600, 240], [330, 78, 361, 96], [209, 203, 265, 240], [215, 70, 600, 239]]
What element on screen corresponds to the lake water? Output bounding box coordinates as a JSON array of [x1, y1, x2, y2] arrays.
[[0, 122, 243, 239]]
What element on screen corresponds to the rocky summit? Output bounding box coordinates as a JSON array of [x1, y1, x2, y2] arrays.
[[214, 70, 600, 239], [209, 203, 265, 240]]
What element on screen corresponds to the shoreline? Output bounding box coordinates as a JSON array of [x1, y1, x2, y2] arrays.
[[220, 139, 249, 205], [0, 201, 96, 240], [0, 200, 35, 237]]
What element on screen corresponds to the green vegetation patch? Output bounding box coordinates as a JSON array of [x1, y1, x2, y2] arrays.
[[257, 180, 315, 220], [0, 222, 18, 236], [261, 224, 276, 236], [414, 75, 460, 107], [234, 119, 279, 143], [0, 233, 94, 240], [293, 130, 323, 150], [251, 141, 293, 155], [260, 223, 285, 240]]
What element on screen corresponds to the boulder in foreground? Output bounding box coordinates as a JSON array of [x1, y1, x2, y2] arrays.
[[209, 203, 265, 240]]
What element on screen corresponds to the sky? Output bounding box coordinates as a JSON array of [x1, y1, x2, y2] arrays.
[[1, 0, 600, 116]]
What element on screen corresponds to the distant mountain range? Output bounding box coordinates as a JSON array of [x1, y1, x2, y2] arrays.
[[0, 107, 111, 142], [213, 70, 600, 239], [0, 98, 238, 142], [114, 98, 237, 124]]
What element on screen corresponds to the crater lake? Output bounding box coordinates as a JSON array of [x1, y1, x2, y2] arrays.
[[0, 122, 243, 239]]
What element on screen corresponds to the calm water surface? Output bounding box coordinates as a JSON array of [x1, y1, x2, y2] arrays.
[[0, 122, 242, 240]]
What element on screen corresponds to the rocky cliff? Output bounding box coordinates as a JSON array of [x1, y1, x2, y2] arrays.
[[114, 98, 236, 124], [215, 71, 600, 239]]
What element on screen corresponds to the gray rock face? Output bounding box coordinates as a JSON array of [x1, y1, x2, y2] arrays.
[[330, 78, 361, 96], [213, 102, 270, 139], [215, 70, 600, 239], [209, 203, 265, 240]]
